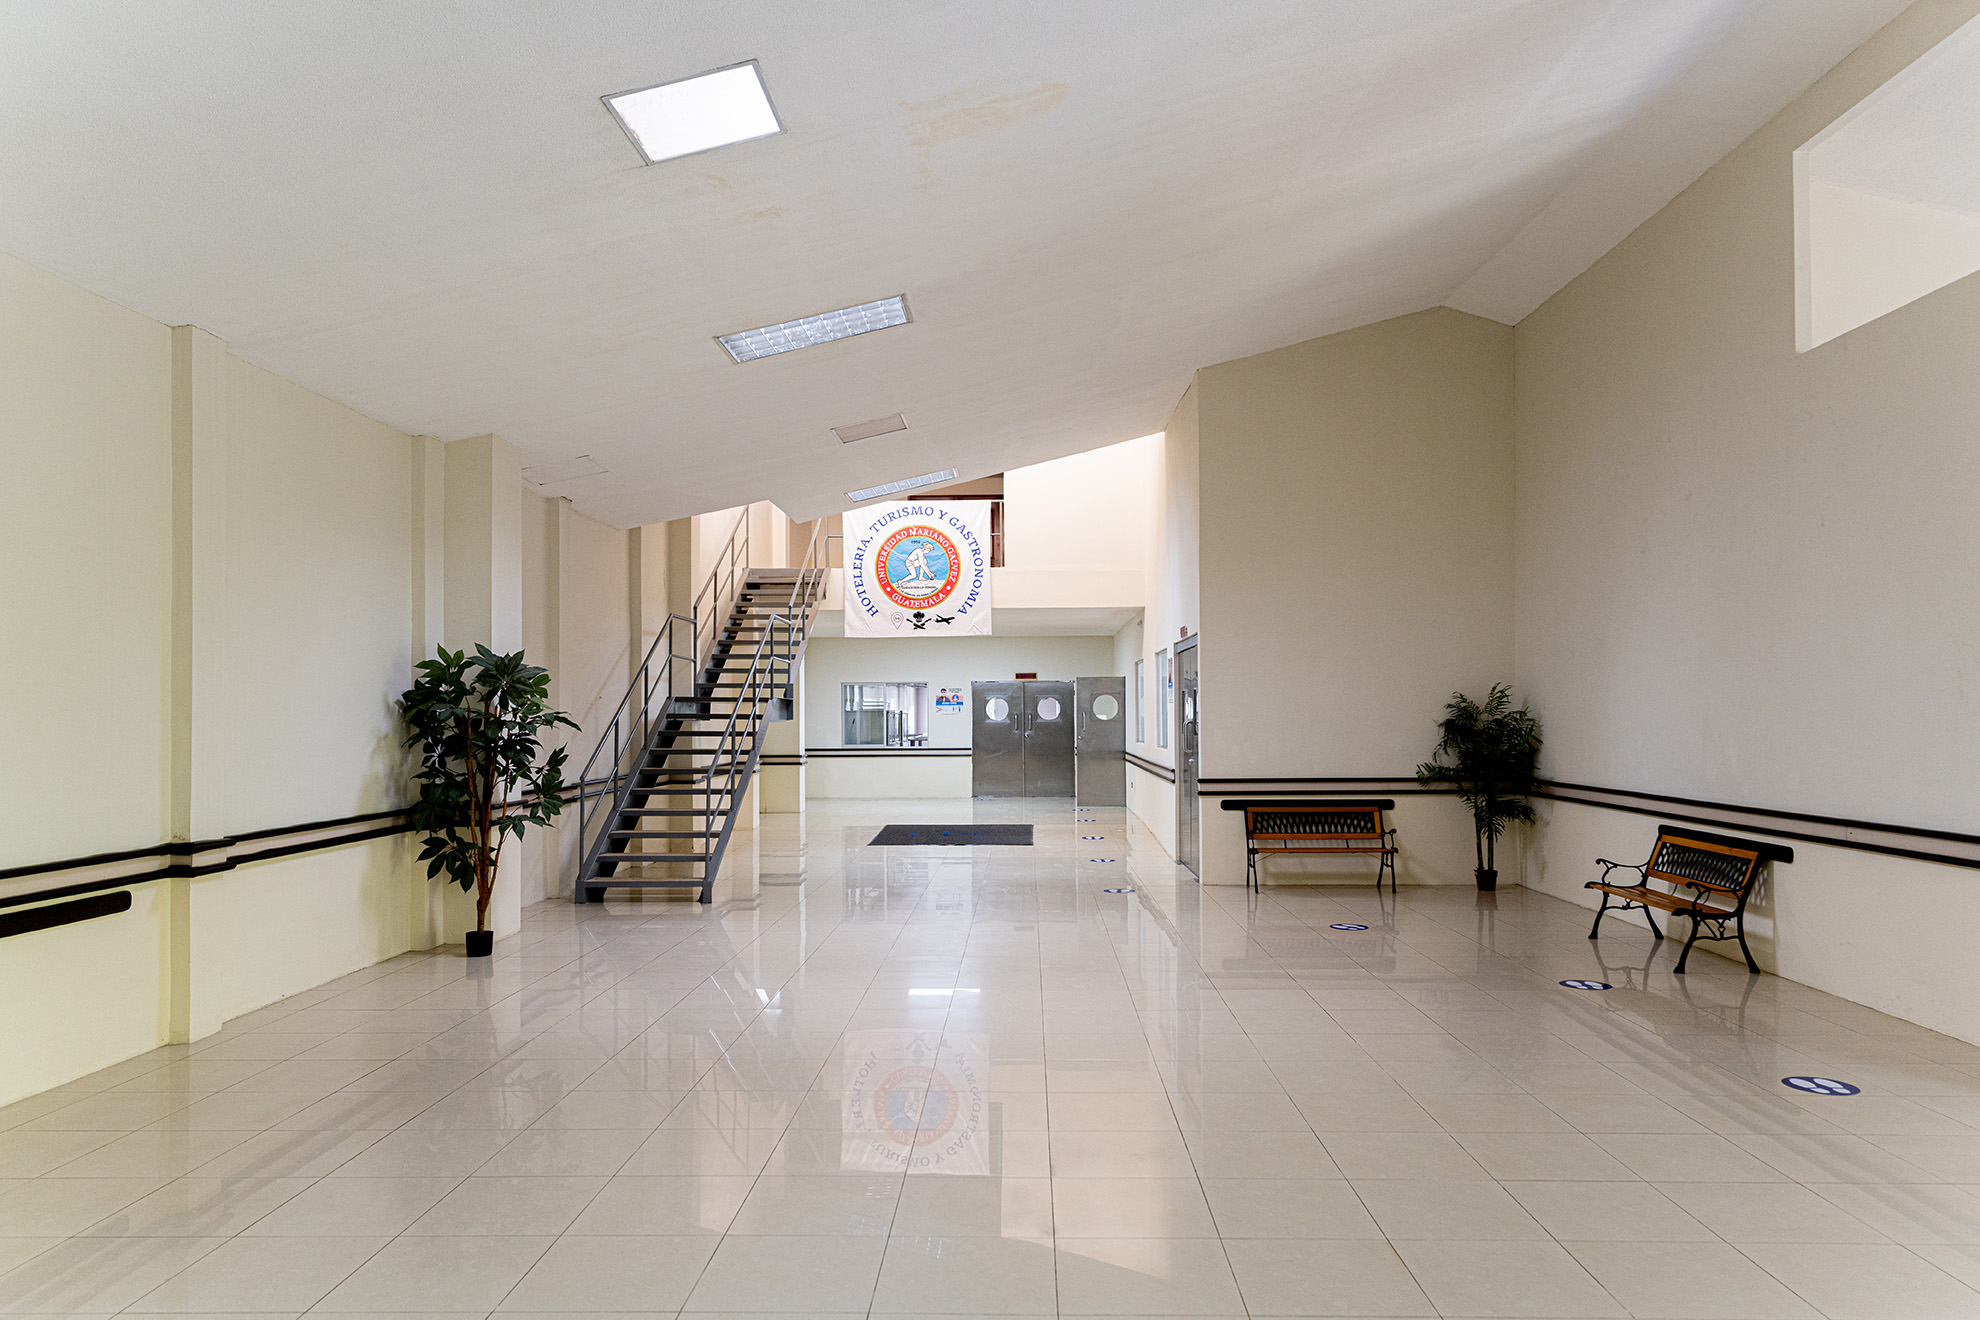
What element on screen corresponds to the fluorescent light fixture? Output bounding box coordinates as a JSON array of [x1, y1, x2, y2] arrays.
[[848, 467, 957, 503], [833, 413, 908, 444], [720, 296, 910, 364], [603, 61, 782, 165]]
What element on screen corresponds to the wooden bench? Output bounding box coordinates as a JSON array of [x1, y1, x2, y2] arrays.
[[1221, 799, 1398, 892], [1587, 825, 1791, 974]]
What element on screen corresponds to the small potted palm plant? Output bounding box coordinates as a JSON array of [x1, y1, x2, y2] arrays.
[[1415, 684, 1541, 891], [402, 645, 577, 955]]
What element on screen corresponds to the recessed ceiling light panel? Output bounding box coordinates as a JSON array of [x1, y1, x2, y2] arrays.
[[833, 413, 908, 444], [720, 296, 909, 363], [848, 468, 958, 502], [603, 61, 782, 166]]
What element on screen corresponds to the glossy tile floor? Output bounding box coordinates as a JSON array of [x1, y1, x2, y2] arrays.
[[8, 800, 1980, 1318]]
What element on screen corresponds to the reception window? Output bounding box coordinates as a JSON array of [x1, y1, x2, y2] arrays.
[[842, 682, 929, 746]]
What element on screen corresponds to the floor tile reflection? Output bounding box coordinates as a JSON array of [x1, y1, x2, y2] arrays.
[[4, 797, 1980, 1316]]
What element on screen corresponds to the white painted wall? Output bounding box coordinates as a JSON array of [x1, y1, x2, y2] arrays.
[[1802, 179, 1980, 349], [1002, 434, 1161, 571], [1123, 388, 1200, 853], [1514, 0, 1980, 1041]]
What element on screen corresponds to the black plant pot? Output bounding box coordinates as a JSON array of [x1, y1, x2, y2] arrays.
[[1474, 868, 1498, 892], [465, 930, 494, 958]]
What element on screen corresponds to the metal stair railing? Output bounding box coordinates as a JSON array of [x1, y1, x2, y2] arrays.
[[569, 514, 828, 902], [693, 521, 831, 888], [571, 612, 696, 895]]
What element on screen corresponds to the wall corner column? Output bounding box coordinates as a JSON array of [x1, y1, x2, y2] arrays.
[[166, 325, 229, 1043]]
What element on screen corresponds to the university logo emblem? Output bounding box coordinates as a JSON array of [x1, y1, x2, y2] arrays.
[[875, 525, 961, 609]]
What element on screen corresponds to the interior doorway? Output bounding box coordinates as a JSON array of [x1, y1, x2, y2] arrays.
[[1174, 637, 1200, 877], [971, 680, 1074, 796]]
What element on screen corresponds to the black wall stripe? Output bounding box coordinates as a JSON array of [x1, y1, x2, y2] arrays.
[[0, 891, 133, 940]]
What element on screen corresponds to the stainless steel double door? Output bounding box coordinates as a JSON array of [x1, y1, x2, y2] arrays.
[[972, 681, 1074, 797]]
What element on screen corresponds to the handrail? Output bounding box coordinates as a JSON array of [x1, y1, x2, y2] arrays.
[[572, 611, 696, 893], [693, 518, 831, 886]]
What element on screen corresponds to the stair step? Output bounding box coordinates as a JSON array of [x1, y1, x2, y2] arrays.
[[608, 830, 722, 839], [623, 787, 736, 796], [596, 851, 712, 863], [617, 808, 724, 816]]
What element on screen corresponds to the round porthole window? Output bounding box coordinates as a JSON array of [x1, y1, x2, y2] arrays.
[[1093, 695, 1120, 720], [984, 697, 1009, 722], [1036, 696, 1062, 720]]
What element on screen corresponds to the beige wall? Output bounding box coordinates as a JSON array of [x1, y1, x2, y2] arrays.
[[0, 251, 431, 1102], [1144, 309, 1514, 886], [1512, 0, 1980, 1040], [518, 493, 669, 901], [0, 250, 671, 1103], [1197, 307, 1516, 779], [224, 356, 413, 829], [1, 253, 173, 867]]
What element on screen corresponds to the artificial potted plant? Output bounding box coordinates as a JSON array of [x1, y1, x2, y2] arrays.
[[1415, 683, 1541, 891], [401, 645, 576, 956]]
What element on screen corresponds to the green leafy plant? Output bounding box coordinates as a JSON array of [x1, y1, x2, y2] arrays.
[[1415, 683, 1542, 874], [401, 645, 577, 936]]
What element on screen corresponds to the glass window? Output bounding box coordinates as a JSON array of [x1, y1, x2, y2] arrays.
[[841, 682, 929, 746], [1134, 659, 1145, 743], [1155, 650, 1171, 749]]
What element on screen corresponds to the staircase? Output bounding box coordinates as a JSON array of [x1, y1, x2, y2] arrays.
[[571, 517, 826, 904]]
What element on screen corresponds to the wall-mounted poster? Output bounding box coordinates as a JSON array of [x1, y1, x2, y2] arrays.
[[934, 687, 964, 713], [843, 501, 992, 636]]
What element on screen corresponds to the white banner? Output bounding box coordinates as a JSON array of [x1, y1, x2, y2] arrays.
[[843, 501, 992, 636]]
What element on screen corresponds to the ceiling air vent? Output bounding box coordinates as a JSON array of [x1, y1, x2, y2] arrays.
[[522, 455, 608, 488], [833, 414, 908, 444]]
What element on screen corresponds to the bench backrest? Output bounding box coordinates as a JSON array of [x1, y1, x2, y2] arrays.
[[1245, 806, 1386, 841], [1647, 832, 1763, 899]]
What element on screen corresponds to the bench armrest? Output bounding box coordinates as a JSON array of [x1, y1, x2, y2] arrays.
[[1592, 858, 1647, 885]]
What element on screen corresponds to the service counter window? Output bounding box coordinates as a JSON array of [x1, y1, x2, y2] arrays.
[[841, 682, 930, 746]]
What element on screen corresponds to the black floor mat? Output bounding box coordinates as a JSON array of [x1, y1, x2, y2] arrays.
[[869, 824, 1034, 846]]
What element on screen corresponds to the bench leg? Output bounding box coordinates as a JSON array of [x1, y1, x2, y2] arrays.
[[1588, 893, 1609, 940], [1247, 848, 1258, 893], [1734, 912, 1760, 974], [1378, 850, 1396, 893], [1673, 914, 1704, 974]]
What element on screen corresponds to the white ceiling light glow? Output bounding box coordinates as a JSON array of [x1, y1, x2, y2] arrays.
[[720, 296, 910, 363], [603, 61, 781, 166], [848, 468, 957, 502]]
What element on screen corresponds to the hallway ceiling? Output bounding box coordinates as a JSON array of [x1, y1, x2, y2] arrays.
[[0, 0, 1908, 526]]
